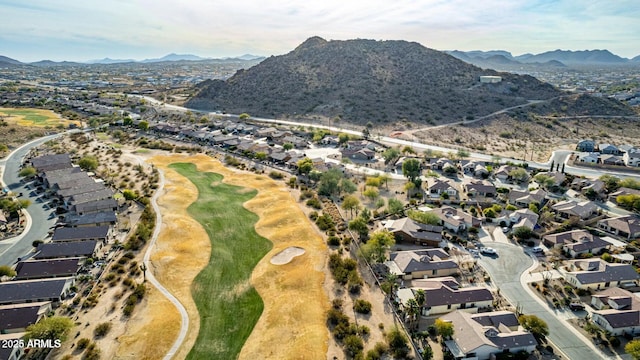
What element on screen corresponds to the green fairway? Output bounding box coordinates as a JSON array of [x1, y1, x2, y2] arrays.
[[169, 163, 272, 360], [1, 108, 50, 123]]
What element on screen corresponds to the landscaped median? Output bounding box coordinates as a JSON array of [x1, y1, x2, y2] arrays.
[[144, 154, 329, 360]]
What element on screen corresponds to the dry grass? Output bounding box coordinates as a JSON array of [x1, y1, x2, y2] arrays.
[[0, 107, 81, 128], [146, 154, 329, 360]]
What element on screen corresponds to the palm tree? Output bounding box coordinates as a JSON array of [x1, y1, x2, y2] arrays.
[[405, 298, 420, 330], [414, 289, 426, 316]]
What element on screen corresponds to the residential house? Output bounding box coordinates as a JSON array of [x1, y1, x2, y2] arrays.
[[15, 258, 83, 280], [600, 154, 625, 166], [382, 217, 443, 247], [30, 153, 73, 172], [551, 200, 598, 220], [34, 240, 100, 260], [507, 189, 547, 208], [429, 157, 455, 171], [426, 178, 458, 199], [341, 147, 375, 161], [461, 161, 489, 178], [386, 249, 458, 280], [509, 209, 539, 231], [320, 136, 340, 146], [542, 230, 609, 257], [598, 215, 640, 240], [0, 333, 25, 360], [599, 143, 620, 155], [591, 287, 640, 336], [493, 165, 526, 182], [56, 182, 106, 198], [576, 139, 596, 152], [397, 277, 493, 316], [576, 152, 599, 164], [0, 277, 74, 305], [0, 301, 51, 334], [609, 187, 640, 203], [570, 178, 605, 195], [429, 206, 482, 233], [623, 148, 640, 167], [70, 199, 118, 216], [63, 211, 117, 227], [464, 180, 496, 198], [268, 151, 292, 164], [536, 171, 565, 187], [66, 188, 114, 206], [564, 259, 639, 290], [440, 310, 537, 360]]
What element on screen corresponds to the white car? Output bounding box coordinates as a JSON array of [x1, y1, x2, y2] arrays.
[[481, 247, 497, 255], [531, 246, 544, 254]]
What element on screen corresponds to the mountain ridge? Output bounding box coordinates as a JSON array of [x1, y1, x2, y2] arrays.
[[187, 37, 566, 125]]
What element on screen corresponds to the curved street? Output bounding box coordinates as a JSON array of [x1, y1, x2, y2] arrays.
[[0, 133, 63, 266], [478, 241, 612, 360]]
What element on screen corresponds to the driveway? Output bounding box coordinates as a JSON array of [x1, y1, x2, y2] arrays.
[[478, 242, 610, 360]]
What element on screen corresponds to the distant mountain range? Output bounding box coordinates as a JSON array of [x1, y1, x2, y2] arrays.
[[0, 53, 265, 66], [447, 49, 640, 69]]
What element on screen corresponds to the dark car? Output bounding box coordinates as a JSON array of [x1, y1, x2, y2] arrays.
[[569, 303, 585, 311]]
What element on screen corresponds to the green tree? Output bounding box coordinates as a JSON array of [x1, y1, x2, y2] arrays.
[[366, 176, 382, 188], [283, 143, 294, 151], [318, 168, 344, 197], [0, 265, 16, 277], [528, 202, 539, 214], [386, 326, 410, 359], [620, 178, 640, 190], [600, 174, 621, 192], [348, 217, 369, 239], [625, 339, 640, 359], [402, 146, 416, 155], [457, 148, 470, 159], [19, 166, 37, 178], [122, 189, 137, 201], [25, 316, 74, 342], [342, 195, 360, 218], [360, 208, 372, 223], [382, 148, 400, 164], [360, 229, 395, 263], [435, 318, 454, 339], [338, 133, 350, 144], [378, 173, 391, 190], [534, 174, 554, 189], [255, 152, 267, 161], [239, 113, 250, 120], [0, 143, 8, 153], [519, 314, 549, 339], [344, 334, 364, 357], [407, 210, 441, 225], [363, 187, 380, 202], [78, 155, 99, 171], [509, 168, 529, 183], [138, 120, 149, 131], [513, 227, 534, 240], [297, 158, 314, 175], [402, 158, 421, 184], [387, 198, 404, 216], [342, 179, 357, 194]]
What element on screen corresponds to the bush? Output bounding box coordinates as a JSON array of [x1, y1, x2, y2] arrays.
[[306, 197, 322, 209], [327, 236, 341, 246], [609, 336, 621, 348], [77, 338, 91, 350], [268, 171, 284, 179], [94, 322, 112, 337], [343, 335, 364, 357], [354, 299, 372, 314]]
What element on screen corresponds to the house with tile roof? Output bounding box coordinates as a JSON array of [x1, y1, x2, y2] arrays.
[[429, 206, 482, 233], [426, 178, 458, 199], [598, 215, 640, 240], [382, 217, 444, 247], [507, 189, 547, 208], [591, 287, 640, 336], [464, 180, 496, 198], [440, 310, 537, 360], [386, 249, 458, 280], [551, 200, 598, 220], [396, 277, 493, 316], [542, 230, 609, 257], [564, 259, 639, 290], [0, 301, 51, 334]]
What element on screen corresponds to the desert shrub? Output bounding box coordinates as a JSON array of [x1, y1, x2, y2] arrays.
[[327, 236, 341, 246], [306, 197, 322, 209], [77, 338, 91, 349], [354, 299, 372, 314], [94, 322, 112, 337], [268, 171, 284, 179]]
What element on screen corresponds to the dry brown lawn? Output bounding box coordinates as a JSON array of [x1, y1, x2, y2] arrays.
[[138, 154, 329, 359]]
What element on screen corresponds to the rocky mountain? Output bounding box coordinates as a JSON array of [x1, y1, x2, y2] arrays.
[[517, 49, 628, 65], [187, 37, 562, 125], [141, 53, 206, 63], [633, 55, 640, 62], [87, 57, 136, 64], [0, 55, 22, 66]]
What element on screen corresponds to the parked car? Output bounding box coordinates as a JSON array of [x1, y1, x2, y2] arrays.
[[531, 246, 544, 254], [569, 303, 585, 311], [481, 247, 497, 255]]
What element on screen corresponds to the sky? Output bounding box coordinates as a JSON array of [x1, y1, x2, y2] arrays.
[[1, 0, 639, 63]]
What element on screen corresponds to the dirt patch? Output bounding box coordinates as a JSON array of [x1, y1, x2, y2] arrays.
[[270, 246, 306, 265]]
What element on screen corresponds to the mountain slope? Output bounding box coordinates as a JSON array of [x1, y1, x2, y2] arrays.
[[516, 49, 627, 64], [187, 37, 560, 124], [0, 55, 22, 66]]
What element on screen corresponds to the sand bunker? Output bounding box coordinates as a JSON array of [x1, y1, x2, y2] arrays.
[[270, 246, 306, 265]]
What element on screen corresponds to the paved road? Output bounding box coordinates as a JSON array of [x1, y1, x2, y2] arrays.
[[478, 242, 610, 360], [143, 169, 190, 360], [0, 134, 62, 266]]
